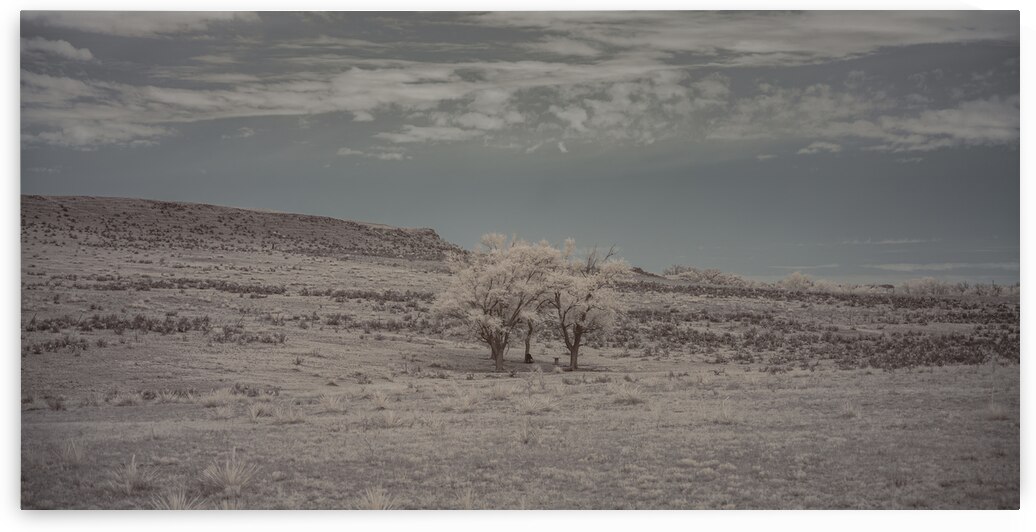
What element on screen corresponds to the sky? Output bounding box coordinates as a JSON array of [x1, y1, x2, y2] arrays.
[[19, 11, 1020, 284]]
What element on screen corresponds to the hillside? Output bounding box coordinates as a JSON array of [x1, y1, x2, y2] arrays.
[[21, 195, 464, 261]]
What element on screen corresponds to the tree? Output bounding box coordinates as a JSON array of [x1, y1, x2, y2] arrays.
[[546, 241, 629, 370], [433, 234, 561, 371], [779, 271, 813, 292]]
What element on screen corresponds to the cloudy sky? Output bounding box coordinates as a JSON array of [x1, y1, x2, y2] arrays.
[[20, 11, 1020, 283]]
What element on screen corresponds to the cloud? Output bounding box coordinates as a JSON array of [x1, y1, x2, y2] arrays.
[[468, 11, 1017, 67], [221, 127, 255, 139], [755, 154, 776, 161], [18, 12, 1018, 153], [797, 141, 843, 155], [21, 37, 93, 60], [24, 121, 172, 150], [521, 38, 602, 57], [866, 262, 1019, 272], [337, 147, 409, 160], [22, 12, 260, 37], [374, 125, 482, 144], [557, 141, 568, 153]]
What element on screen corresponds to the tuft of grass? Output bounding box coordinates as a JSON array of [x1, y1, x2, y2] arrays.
[[456, 487, 478, 510], [838, 400, 860, 419], [199, 388, 235, 408], [198, 449, 259, 498], [444, 386, 479, 413], [107, 454, 158, 495], [213, 405, 235, 420], [486, 383, 516, 401], [357, 487, 396, 510], [318, 393, 346, 412], [246, 403, 273, 422], [517, 419, 538, 445], [271, 404, 305, 425], [611, 382, 645, 405], [712, 397, 738, 425], [377, 410, 409, 428], [515, 394, 558, 415], [371, 391, 390, 410], [150, 488, 205, 510], [215, 498, 244, 510], [55, 438, 84, 468]]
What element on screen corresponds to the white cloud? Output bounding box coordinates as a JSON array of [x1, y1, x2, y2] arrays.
[[21, 37, 93, 61], [521, 38, 602, 57], [23, 12, 260, 37], [797, 141, 843, 155], [337, 147, 409, 160], [374, 125, 483, 144], [469, 11, 1017, 67], [557, 141, 568, 153], [756, 154, 776, 161], [221, 127, 255, 139]]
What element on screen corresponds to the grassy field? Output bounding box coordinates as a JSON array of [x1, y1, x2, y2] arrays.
[[20, 196, 1019, 509]]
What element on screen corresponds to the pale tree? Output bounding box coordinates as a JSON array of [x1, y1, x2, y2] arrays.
[[434, 234, 561, 371], [546, 241, 630, 370], [779, 271, 814, 292]]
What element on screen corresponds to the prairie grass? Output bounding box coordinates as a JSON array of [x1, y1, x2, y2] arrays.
[[444, 386, 479, 412], [358, 487, 396, 510], [517, 419, 538, 445], [318, 393, 346, 412], [486, 383, 517, 401], [838, 400, 860, 419], [271, 404, 305, 424], [515, 394, 558, 415], [712, 397, 738, 425], [198, 449, 258, 498], [150, 487, 205, 510], [246, 403, 273, 421], [371, 391, 390, 410], [200, 388, 235, 408], [107, 454, 157, 495], [213, 405, 235, 420], [611, 382, 645, 405], [456, 487, 478, 510], [55, 438, 84, 468]]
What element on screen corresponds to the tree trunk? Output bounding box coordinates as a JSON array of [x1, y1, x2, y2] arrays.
[[524, 321, 534, 364], [490, 337, 506, 371], [569, 329, 582, 370]]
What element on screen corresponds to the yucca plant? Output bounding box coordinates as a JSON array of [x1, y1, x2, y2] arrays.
[[150, 488, 205, 510], [199, 449, 259, 498], [357, 487, 396, 510], [107, 454, 158, 495]]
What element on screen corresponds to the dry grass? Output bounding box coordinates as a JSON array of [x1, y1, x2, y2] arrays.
[[199, 388, 236, 408], [318, 393, 346, 412], [55, 438, 84, 468], [150, 487, 205, 510], [198, 449, 259, 498], [357, 487, 396, 510], [246, 402, 273, 421], [455, 487, 478, 510], [611, 382, 645, 405], [107, 454, 158, 495], [271, 404, 305, 424], [515, 394, 559, 415]]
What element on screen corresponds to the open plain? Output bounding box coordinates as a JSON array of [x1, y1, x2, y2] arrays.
[[20, 195, 1019, 510]]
